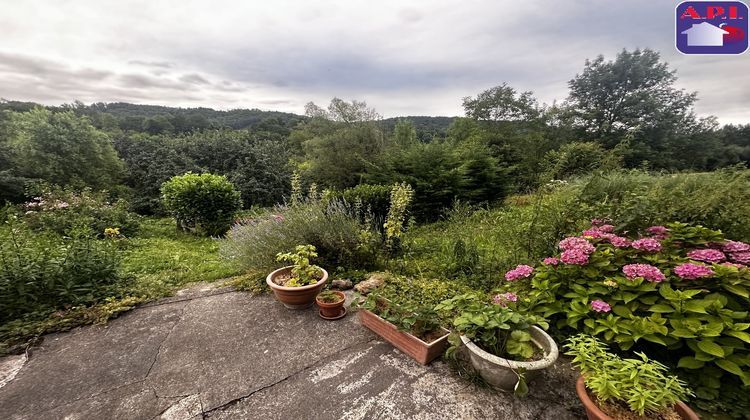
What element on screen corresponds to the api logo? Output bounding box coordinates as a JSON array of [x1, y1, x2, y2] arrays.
[[676, 1, 748, 54]]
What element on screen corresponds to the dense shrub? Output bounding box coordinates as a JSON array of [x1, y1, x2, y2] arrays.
[[575, 168, 750, 241], [220, 199, 381, 274], [161, 172, 241, 236], [0, 219, 126, 323], [508, 222, 750, 415], [328, 184, 392, 225], [20, 186, 140, 237]]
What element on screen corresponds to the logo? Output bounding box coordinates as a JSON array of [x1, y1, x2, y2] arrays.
[[676, 1, 748, 54]]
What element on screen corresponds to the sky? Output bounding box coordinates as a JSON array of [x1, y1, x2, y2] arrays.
[[1, 0, 748, 124]]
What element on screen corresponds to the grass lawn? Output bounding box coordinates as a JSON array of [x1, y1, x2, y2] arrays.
[[121, 217, 242, 299], [0, 217, 244, 354]]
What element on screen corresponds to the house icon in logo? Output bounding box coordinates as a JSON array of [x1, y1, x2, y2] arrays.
[[681, 21, 730, 46]]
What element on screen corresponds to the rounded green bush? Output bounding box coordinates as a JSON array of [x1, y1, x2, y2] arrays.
[[161, 172, 241, 236]]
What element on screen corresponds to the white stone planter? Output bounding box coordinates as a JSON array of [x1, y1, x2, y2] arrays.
[[461, 325, 558, 391]]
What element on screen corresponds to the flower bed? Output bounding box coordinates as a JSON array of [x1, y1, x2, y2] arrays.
[[503, 221, 750, 414]]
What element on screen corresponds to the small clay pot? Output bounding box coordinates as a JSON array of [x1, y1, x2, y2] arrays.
[[575, 376, 700, 420], [316, 291, 346, 319]]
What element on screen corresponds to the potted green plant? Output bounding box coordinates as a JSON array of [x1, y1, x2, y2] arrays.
[[436, 292, 558, 393], [266, 245, 328, 309], [565, 334, 699, 420], [357, 292, 450, 365], [316, 290, 346, 320]]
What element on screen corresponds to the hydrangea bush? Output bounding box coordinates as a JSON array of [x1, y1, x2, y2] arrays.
[[506, 221, 750, 408]]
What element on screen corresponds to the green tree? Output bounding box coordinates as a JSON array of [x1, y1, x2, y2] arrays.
[[567, 49, 698, 150], [3, 108, 124, 195]]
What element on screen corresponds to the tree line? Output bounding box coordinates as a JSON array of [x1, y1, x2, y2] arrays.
[[1, 48, 749, 218]]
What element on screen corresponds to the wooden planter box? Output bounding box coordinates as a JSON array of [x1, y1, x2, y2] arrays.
[[358, 309, 449, 365]]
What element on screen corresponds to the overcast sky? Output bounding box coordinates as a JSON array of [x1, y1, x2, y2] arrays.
[[1, 0, 748, 123]]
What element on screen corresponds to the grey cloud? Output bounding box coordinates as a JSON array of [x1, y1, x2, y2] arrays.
[[128, 60, 175, 68], [179, 73, 210, 85]]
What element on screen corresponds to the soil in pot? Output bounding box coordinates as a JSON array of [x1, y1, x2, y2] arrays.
[[272, 269, 323, 287], [592, 394, 681, 420]]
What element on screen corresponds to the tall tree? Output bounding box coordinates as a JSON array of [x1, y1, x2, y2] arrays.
[[567, 49, 698, 149]]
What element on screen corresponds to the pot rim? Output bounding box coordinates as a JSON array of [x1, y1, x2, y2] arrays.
[[360, 309, 451, 347], [575, 376, 698, 420], [266, 265, 329, 291], [460, 325, 558, 370], [316, 290, 346, 305]]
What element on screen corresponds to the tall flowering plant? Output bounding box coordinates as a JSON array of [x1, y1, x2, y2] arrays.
[[509, 221, 750, 404]]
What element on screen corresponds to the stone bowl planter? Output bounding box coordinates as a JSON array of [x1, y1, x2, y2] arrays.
[[461, 325, 558, 391], [575, 376, 699, 420], [266, 266, 329, 309], [358, 309, 449, 365]]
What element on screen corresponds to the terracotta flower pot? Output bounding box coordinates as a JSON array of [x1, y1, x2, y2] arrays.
[[575, 376, 700, 420], [316, 291, 346, 319], [460, 326, 558, 391], [266, 266, 329, 309], [358, 309, 449, 365]]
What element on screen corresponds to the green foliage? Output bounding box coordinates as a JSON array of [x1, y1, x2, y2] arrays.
[[0, 218, 126, 323], [161, 172, 241, 236], [384, 183, 414, 249], [520, 222, 750, 407], [542, 141, 620, 180], [359, 291, 444, 340], [275, 244, 322, 287], [115, 130, 290, 214], [565, 334, 693, 416], [436, 292, 548, 360], [317, 290, 344, 303], [20, 186, 140, 237], [329, 183, 392, 224], [221, 199, 382, 275], [0, 108, 124, 201]]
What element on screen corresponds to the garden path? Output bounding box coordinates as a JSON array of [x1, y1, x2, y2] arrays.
[[0, 284, 584, 419]]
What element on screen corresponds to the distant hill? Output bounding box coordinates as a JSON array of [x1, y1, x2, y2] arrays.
[[0, 100, 456, 138]]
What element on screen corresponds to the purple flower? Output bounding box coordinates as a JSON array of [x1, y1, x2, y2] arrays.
[[598, 224, 615, 233], [542, 257, 560, 266], [687, 249, 726, 263], [561, 249, 590, 265], [674, 263, 715, 280], [723, 241, 750, 253], [505, 264, 534, 281], [729, 252, 750, 265], [622, 264, 666, 283], [608, 236, 632, 248], [647, 226, 668, 236], [632, 238, 662, 253], [492, 292, 519, 307], [590, 300, 611, 313], [559, 237, 595, 254]]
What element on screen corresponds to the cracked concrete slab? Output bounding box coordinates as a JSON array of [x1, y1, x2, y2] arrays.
[[0, 287, 585, 420]]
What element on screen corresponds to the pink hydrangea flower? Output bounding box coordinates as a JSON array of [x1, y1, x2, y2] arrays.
[[687, 249, 726, 263], [723, 241, 750, 253], [492, 292, 519, 307], [582, 229, 607, 238], [598, 224, 615, 233], [674, 263, 715, 280], [608, 236, 632, 248], [632, 238, 662, 253], [559, 237, 595, 254], [622, 264, 666, 282], [729, 252, 750, 265], [505, 264, 534, 281], [543, 257, 560, 266], [561, 249, 590, 265], [272, 214, 285, 222], [590, 300, 611, 313], [591, 218, 605, 227], [647, 226, 668, 236]]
